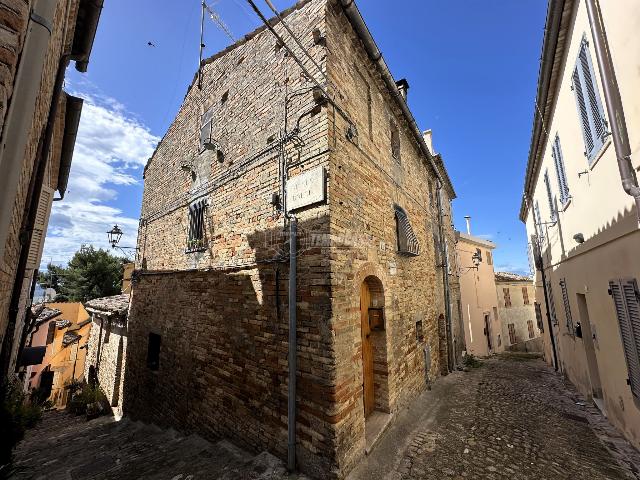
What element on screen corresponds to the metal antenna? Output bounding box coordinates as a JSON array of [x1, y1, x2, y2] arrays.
[[198, 1, 205, 89], [204, 2, 236, 42]]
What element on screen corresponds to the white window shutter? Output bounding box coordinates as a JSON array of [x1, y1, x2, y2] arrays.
[[26, 186, 54, 270], [610, 279, 640, 398]]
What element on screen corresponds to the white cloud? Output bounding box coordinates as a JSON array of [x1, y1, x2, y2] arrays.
[[41, 86, 159, 267]]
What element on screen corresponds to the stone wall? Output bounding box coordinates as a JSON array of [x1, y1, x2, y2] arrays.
[[0, 0, 79, 373]]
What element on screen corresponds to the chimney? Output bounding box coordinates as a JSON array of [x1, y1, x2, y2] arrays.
[[464, 216, 471, 235], [422, 129, 435, 155], [396, 78, 409, 101]]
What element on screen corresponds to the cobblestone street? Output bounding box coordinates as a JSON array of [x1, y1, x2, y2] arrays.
[[349, 355, 640, 480]]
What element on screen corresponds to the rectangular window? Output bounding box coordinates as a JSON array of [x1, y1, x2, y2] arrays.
[[46, 322, 56, 345], [572, 37, 608, 163], [390, 121, 401, 162], [395, 205, 419, 256], [147, 333, 161, 370], [187, 200, 207, 252], [534, 302, 544, 332], [560, 279, 574, 335], [552, 135, 570, 205], [415, 320, 424, 342], [547, 281, 558, 325], [522, 287, 530, 305], [609, 279, 640, 398], [503, 288, 512, 308], [527, 320, 535, 339], [200, 107, 215, 151], [486, 250, 493, 266], [544, 170, 557, 222], [508, 324, 517, 345]]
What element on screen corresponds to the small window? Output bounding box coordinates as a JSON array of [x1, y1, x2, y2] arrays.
[[147, 333, 161, 370], [609, 279, 640, 398], [486, 250, 493, 266], [187, 200, 207, 252], [559, 279, 574, 335], [544, 170, 557, 222], [390, 121, 401, 162], [522, 287, 530, 305], [497, 334, 502, 347], [503, 288, 512, 308], [395, 205, 419, 256], [527, 320, 535, 339], [535, 302, 544, 332], [46, 322, 56, 345], [552, 135, 570, 205], [200, 108, 214, 151], [508, 324, 517, 345], [221, 90, 229, 104], [572, 37, 608, 163], [415, 320, 424, 342]]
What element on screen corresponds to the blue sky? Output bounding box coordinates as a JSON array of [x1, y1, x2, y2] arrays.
[[44, 0, 547, 275]]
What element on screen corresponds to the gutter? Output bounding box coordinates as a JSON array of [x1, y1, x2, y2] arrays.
[[57, 94, 84, 199], [339, 0, 456, 199], [585, 0, 640, 223], [71, 0, 104, 72], [519, 0, 567, 222]]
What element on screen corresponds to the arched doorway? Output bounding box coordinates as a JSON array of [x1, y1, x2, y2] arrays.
[[360, 276, 386, 417]]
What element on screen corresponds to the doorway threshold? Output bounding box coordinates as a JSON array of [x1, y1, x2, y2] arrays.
[[365, 411, 393, 455]]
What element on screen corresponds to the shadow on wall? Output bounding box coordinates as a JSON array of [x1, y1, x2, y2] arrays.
[[121, 215, 335, 476]]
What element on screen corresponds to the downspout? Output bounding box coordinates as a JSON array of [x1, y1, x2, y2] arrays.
[[436, 182, 454, 372], [287, 216, 297, 471], [1, 55, 70, 377], [0, 0, 57, 263], [585, 0, 640, 223]]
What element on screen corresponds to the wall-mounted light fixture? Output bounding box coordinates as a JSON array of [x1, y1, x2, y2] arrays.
[[573, 233, 585, 244]]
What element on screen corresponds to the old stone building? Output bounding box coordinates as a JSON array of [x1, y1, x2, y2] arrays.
[[125, 0, 459, 477], [0, 0, 103, 378]]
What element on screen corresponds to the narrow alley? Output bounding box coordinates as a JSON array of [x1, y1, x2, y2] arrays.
[[349, 355, 640, 480]]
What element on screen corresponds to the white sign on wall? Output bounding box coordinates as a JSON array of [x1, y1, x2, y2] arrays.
[[286, 166, 326, 212]]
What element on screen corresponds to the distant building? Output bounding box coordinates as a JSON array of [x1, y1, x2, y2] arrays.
[[456, 232, 501, 356], [520, 0, 640, 449], [84, 294, 130, 419], [0, 0, 104, 379], [494, 272, 542, 352], [25, 302, 91, 408]]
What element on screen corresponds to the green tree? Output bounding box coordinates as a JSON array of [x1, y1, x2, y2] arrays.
[[37, 246, 125, 302]]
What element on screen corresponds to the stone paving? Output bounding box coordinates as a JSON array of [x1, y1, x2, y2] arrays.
[[8, 410, 304, 480], [350, 354, 640, 480]]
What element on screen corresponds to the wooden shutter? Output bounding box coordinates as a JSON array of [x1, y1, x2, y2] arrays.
[[508, 324, 516, 344], [26, 186, 54, 270], [544, 171, 556, 222], [559, 279, 574, 334], [395, 206, 419, 256], [503, 288, 511, 308], [46, 321, 56, 345], [609, 279, 640, 398], [547, 281, 557, 325], [535, 302, 544, 332], [552, 135, 570, 204], [534, 201, 544, 243], [528, 320, 535, 339], [573, 39, 607, 162], [522, 286, 530, 305]]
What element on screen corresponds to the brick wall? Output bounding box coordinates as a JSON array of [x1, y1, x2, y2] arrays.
[[126, 0, 459, 478]]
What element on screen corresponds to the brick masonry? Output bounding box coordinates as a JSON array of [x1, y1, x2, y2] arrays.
[[126, 1, 461, 478]]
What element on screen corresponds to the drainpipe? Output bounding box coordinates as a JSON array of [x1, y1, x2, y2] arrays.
[[585, 0, 640, 223], [0, 0, 57, 263], [287, 216, 297, 471], [436, 182, 454, 372], [1, 55, 70, 377]]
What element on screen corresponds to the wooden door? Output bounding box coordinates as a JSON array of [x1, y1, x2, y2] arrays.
[[360, 282, 374, 417]]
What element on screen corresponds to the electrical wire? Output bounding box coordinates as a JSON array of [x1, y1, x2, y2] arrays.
[[204, 2, 236, 42]]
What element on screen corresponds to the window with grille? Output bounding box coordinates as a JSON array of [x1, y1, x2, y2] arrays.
[[552, 135, 570, 205], [508, 324, 516, 345], [547, 281, 558, 325], [609, 279, 640, 398], [395, 206, 419, 256], [527, 320, 535, 339], [390, 121, 401, 162], [572, 37, 608, 163], [522, 286, 530, 305], [534, 302, 544, 332], [187, 200, 207, 252], [503, 288, 512, 308], [559, 279, 574, 335], [544, 170, 557, 222]]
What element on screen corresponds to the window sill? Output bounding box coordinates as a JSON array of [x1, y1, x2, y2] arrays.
[[588, 138, 611, 171], [185, 246, 207, 254]]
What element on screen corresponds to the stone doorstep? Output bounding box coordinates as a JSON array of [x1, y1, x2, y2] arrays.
[[364, 411, 394, 455]]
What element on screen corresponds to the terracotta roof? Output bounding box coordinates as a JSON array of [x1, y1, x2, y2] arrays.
[[32, 305, 62, 324], [85, 294, 130, 316], [495, 272, 533, 283], [55, 319, 71, 328], [62, 331, 81, 347]]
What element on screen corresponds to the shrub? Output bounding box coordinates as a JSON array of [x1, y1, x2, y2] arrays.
[[463, 353, 481, 369]]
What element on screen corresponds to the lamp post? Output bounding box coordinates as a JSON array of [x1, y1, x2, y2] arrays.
[[106, 225, 137, 258]]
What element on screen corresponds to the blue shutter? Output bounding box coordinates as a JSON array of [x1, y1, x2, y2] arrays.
[[573, 39, 607, 162], [609, 279, 640, 398], [552, 135, 570, 204], [534, 200, 545, 243], [544, 171, 556, 222]]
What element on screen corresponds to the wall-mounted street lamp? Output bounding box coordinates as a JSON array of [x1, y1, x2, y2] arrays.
[[107, 224, 138, 258]]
